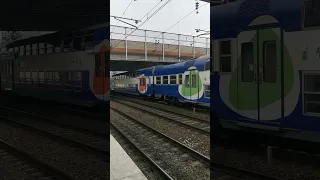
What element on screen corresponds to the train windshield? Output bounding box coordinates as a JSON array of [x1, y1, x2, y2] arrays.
[[304, 0, 320, 28]]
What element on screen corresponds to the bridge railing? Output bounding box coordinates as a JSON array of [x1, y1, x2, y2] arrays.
[[110, 25, 210, 62]]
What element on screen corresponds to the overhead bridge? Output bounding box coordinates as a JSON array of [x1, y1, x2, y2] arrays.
[[110, 25, 209, 71], [110, 60, 173, 71]]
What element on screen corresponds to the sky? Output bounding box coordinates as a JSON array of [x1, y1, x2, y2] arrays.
[[110, 0, 210, 37]]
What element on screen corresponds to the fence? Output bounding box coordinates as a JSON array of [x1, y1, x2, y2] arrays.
[[110, 25, 210, 62]]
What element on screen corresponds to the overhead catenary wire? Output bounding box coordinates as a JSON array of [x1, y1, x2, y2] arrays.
[[138, 0, 164, 22], [157, 2, 208, 39], [110, 0, 135, 39], [126, 2, 209, 51], [133, 1, 209, 50], [110, 0, 210, 60], [111, 0, 172, 49]]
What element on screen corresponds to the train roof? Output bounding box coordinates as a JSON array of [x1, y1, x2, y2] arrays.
[[112, 71, 137, 77], [154, 56, 209, 75], [6, 24, 109, 48], [211, 0, 302, 39]]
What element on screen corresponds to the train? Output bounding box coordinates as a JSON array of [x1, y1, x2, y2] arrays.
[[0, 25, 110, 107], [113, 55, 210, 107], [211, 0, 320, 144]]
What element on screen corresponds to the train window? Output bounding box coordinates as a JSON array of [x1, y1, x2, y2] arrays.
[[185, 75, 190, 88], [23, 46, 26, 55], [47, 44, 53, 53], [39, 43, 45, 54], [46, 71, 51, 84], [219, 40, 232, 73], [77, 72, 82, 80], [241, 42, 254, 82], [55, 46, 61, 52], [95, 53, 102, 77], [39, 72, 45, 83], [26, 71, 31, 84], [304, 94, 320, 114], [26, 45, 31, 55], [170, 75, 176, 84], [68, 72, 72, 83], [192, 74, 197, 88], [163, 76, 168, 84], [19, 71, 24, 82], [304, 73, 320, 114], [204, 85, 210, 98], [32, 44, 37, 55], [19, 46, 24, 56], [156, 76, 161, 84], [304, 74, 320, 92], [54, 72, 60, 84], [220, 40, 231, 55], [220, 56, 231, 72], [178, 74, 182, 85], [36, 43, 40, 55], [204, 60, 210, 71], [32, 71, 38, 83], [304, 0, 320, 28], [263, 41, 277, 83]]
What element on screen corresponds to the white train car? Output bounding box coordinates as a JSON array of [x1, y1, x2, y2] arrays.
[[0, 26, 110, 107]]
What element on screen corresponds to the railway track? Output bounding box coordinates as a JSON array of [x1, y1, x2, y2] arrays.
[[111, 94, 209, 122], [111, 92, 210, 113], [111, 105, 281, 180], [0, 139, 74, 180], [0, 106, 109, 162], [56, 106, 108, 122], [111, 99, 210, 135], [110, 107, 210, 179]]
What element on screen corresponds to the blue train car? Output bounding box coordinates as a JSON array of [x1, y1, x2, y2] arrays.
[[211, 0, 320, 143], [114, 55, 210, 107]]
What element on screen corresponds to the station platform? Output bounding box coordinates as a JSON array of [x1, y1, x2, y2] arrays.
[[110, 134, 148, 180]]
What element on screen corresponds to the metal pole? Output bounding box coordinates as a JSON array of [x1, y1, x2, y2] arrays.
[[206, 38, 209, 55], [193, 36, 195, 58], [125, 27, 128, 61], [145, 30, 147, 61], [162, 32, 165, 62], [178, 34, 181, 62]]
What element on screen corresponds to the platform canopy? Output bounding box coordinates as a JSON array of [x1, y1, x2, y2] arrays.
[[0, 0, 109, 31]]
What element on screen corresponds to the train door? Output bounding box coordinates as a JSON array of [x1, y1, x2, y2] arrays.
[[93, 44, 109, 101], [183, 69, 200, 102], [237, 28, 282, 124], [1, 56, 14, 91]]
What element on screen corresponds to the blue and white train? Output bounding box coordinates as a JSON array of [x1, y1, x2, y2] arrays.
[[113, 55, 210, 107], [0, 24, 110, 107], [211, 0, 320, 144]]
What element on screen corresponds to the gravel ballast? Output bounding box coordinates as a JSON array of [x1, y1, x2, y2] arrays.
[[0, 121, 109, 180], [0, 149, 42, 180], [111, 101, 209, 157], [111, 109, 210, 180], [111, 127, 164, 180], [113, 95, 210, 121], [1, 103, 108, 134], [212, 145, 320, 180]]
